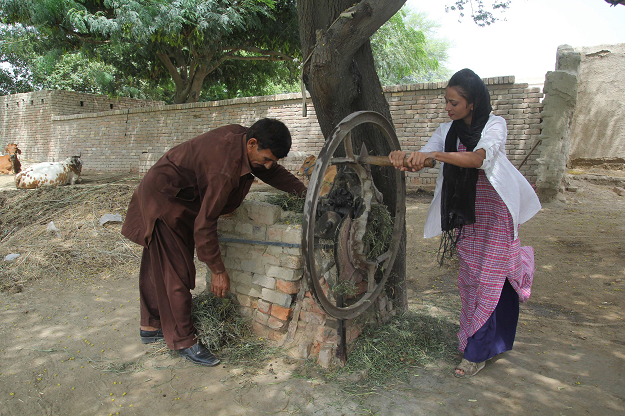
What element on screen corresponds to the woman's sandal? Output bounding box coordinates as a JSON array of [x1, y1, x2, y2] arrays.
[[454, 358, 485, 378]]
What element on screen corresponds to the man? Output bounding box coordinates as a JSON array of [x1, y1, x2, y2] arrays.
[[121, 118, 307, 366]]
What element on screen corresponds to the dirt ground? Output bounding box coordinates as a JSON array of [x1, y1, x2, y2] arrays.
[[0, 167, 623, 415]]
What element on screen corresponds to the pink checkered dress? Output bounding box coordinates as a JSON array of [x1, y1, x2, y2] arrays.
[[455, 144, 534, 352]]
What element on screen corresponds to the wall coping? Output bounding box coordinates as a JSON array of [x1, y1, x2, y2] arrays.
[[50, 75, 517, 122]]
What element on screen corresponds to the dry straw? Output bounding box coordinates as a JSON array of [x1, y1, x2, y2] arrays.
[[0, 180, 141, 292]]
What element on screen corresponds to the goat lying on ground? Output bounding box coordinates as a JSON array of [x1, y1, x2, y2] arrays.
[[15, 156, 82, 189], [0, 143, 22, 174], [298, 155, 337, 196]]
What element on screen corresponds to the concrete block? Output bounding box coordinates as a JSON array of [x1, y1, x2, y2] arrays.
[[236, 294, 253, 307], [252, 274, 276, 289], [252, 224, 267, 240], [282, 227, 302, 244], [234, 222, 254, 237], [254, 310, 270, 325], [267, 227, 284, 242], [236, 283, 262, 298], [261, 288, 292, 308], [225, 244, 250, 259], [231, 270, 253, 286], [257, 299, 272, 314], [223, 256, 239, 270], [266, 265, 302, 281], [284, 247, 301, 256], [280, 255, 302, 269], [264, 245, 284, 256], [245, 201, 281, 225], [259, 251, 281, 266], [240, 259, 266, 275]]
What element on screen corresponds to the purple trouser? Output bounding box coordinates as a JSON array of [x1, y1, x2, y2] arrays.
[[463, 278, 520, 362]]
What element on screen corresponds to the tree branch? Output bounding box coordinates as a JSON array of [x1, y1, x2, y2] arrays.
[[155, 51, 183, 88], [322, 0, 405, 59]]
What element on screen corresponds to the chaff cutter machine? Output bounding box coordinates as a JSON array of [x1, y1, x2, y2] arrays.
[[301, 111, 435, 331]]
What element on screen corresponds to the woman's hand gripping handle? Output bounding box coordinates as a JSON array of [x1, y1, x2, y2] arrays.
[[388, 151, 436, 172]]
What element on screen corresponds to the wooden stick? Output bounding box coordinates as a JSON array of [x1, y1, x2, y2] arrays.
[[357, 155, 436, 169]]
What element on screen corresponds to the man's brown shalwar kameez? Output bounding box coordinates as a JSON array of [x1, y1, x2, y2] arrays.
[[122, 125, 306, 350]]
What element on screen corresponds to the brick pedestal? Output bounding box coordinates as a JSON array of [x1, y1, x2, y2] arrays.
[[207, 195, 396, 367]]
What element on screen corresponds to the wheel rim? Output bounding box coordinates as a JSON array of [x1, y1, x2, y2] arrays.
[[301, 111, 406, 320]]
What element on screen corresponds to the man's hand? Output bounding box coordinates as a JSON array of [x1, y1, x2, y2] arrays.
[[211, 271, 230, 298]]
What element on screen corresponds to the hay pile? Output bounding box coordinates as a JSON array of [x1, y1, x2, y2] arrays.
[[0, 182, 141, 292], [191, 291, 276, 365]]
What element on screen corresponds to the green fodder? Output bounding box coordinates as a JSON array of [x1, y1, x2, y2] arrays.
[[265, 192, 305, 213], [363, 204, 394, 261], [328, 311, 458, 387], [191, 291, 278, 366]]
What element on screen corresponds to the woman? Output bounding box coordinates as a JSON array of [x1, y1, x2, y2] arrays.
[[389, 69, 541, 378]]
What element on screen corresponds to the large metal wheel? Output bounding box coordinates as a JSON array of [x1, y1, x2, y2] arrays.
[[301, 111, 406, 320]]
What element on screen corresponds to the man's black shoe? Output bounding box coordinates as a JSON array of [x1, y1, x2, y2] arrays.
[[179, 343, 220, 367], [140, 328, 164, 344]]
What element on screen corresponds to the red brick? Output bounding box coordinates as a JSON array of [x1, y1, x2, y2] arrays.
[[271, 304, 293, 321], [276, 279, 300, 294]]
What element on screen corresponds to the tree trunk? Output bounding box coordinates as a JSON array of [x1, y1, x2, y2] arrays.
[[156, 51, 209, 104], [298, 0, 408, 312]]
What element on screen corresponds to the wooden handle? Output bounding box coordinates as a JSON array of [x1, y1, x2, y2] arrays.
[[358, 155, 436, 169]]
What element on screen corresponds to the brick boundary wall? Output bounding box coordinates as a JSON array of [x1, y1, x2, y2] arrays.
[[0, 77, 543, 185]]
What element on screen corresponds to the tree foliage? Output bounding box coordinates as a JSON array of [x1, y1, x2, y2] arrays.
[[371, 6, 451, 85], [0, 0, 300, 103], [1, 1, 509, 101]]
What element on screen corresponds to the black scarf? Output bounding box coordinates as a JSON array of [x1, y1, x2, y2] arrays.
[[438, 80, 492, 265]]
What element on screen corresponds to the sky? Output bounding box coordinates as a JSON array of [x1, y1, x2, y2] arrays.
[[405, 0, 625, 83]]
